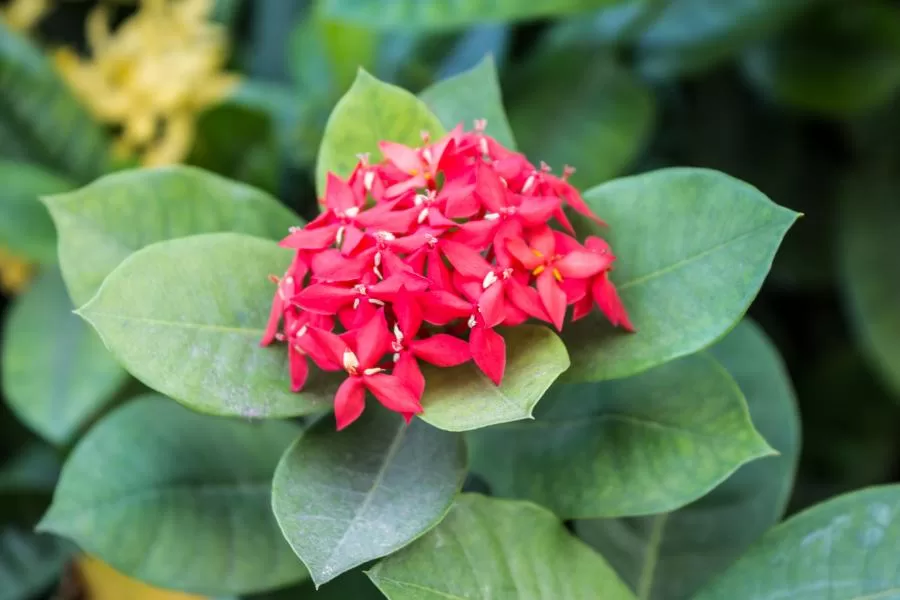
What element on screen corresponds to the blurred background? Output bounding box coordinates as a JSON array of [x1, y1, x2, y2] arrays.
[[1, 0, 899, 597]]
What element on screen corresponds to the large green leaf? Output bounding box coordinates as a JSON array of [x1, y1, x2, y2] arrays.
[[0, 22, 114, 182], [633, 0, 815, 78], [250, 569, 383, 599], [43, 165, 299, 307], [419, 56, 516, 149], [316, 69, 445, 194], [367, 494, 636, 599], [743, 0, 900, 116], [272, 406, 466, 587], [319, 0, 622, 30], [563, 168, 798, 382], [576, 320, 800, 599], [38, 395, 307, 595], [78, 233, 334, 418], [0, 161, 73, 264], [2, 268, 128, 445], [695, 485, 900, 599], [0, 528, 70, 600], [508, 48, 654, 188], [838, 174, 900, 398], [469, 352, 772, 519], [420, 326, 570, 432]]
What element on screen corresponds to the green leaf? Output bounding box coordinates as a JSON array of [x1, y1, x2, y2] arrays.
[[249, 569, 383, 599], [316, 69, 445, 194], [272, 406, 466, 587], [367, 494, 637, 599], [575, 319, 801, 599], [319, 0, 624, 31], [38, 395, 307, 596], [469, 352, 772, 519], [0, 160, 73, 264], [695, 485, 900, 599], [564, 168, 798, 382], [839, 173, 900, 397], [78, 233, 334, 418], [419, 325, 569, 432], [0, 22, 114, 182], [43, 165, 300, 308], [743, 0, 900, 116], [0, 528, 70, 600], [2, 268, 128, 445], [419, 56, 517, 149], [633, 0, 815, 78], [509, 49, 654, 187], [0, 444, 60, 494]]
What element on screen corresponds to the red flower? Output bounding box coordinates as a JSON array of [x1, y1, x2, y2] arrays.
[[261, 120, 633, 429]]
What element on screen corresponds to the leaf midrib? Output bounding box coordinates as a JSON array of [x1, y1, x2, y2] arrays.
[[369, 575, 468, 600], [618, 215, 794, 291], [637, 513, 668, 600], [81, 310, 264, 336]]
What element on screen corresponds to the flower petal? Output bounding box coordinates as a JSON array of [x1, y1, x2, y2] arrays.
[[353, 308, 392, 369], [325, 173, 360, 213], [280, 223, 339, 250], [412, 334, 470, 367], [470, 325, 506, 386], [505, 278, 549, 323], [537, 271, 567, 331], [365, 374, 424, 415], [529, 225, 556, 258], [379, 140, 421, 174], [289, 345, 309, 392], [506, 236, 542, 271], [475, 161, 508, 212], [421, 290, 472, 325], [393, 352, 425, 400], [293, 283, 356, 314], [478, 280, 507, 329], [441, 239, 492, 278], [592, 273, 635, 332], [334, 377, 366, 431]]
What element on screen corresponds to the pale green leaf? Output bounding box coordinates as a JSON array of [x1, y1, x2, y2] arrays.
[[419, 56, 517, 149], [78, 233, 334, 418], [367, 494, 636, 600], [469, 352, 773, 518], [564, 168, 798, 382], [2, 268, 128, 445], [420, 326, 569, 432], [316, 69, 445, 194], [38, 395, 307, 595], [43, 165, 300, 307], [695, 485, 900, 600]]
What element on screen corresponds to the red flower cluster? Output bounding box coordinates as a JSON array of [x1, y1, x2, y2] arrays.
[[262, 121, 633, 430]]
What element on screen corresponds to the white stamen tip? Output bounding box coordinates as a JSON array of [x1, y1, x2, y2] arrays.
[[393, 323, 404, 342], [467, 314, 478, 329], [474, 119, 487, 131], [369, 298, 385, 306], [414, 193, 427, 206], [297, 325, 308, 337], [374, 252, 382, 268], [344, 206, 360, 218], [417, 207, 429, 224], [522, 174, 536, 194], [482, 271, 499, 289], [422, 147, 434, 163], [363, 367, 384, 376], [363, 171, 375, 191], [342, 349, 360, 373], [393, 352, 401, 363], [352, 298, 360, 310], [336, 225, 345, 246], [484, 212, 500, 221]]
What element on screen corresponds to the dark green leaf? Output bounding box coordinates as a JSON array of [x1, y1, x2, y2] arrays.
[[419, 56, 517, 149], [634, 0, 815, 78], [509, 49, 654, 187], [839, 173, 900, 397], [695, 485, 900, 599], [78, 233, 334, 418], [272, 406, 466, 587], [564, 168, 798, 382], [248, 569, 383, 599], [420, 326, 569, 432], [469, 352, 772, 518], [0, 528, 70, 600], [0, 22, 114, 182], [2, 268, 127, 445], [576, 320, 800, 599], [38, 395, 307, 595], [743, 1, 900, 116], [316, 69, 445, 194], [367, 494, 636, 599], [319, 0, 624, 31], [0, 160, 72, 264], [43, 165, 300, 307]]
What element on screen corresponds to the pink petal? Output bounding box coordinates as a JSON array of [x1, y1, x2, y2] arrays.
[[412, 334, 470, 367], [470, 325, 506, 386], [353, 308, 392, 369], [289, 345, 309, 392], [478, 280, 507, 329], [421, 290, 472, 325], [393, 352, 425, 400], [506, 236, 542, 271], [365, 374, 424, 415], [297, 329, 343, 371], [260, 294, 283, 347], [592, 273, 635, 332], [325, 173, 360, 213], [427, 250, 453, 291], [280, 224, 339, 250], [441, 239, 492, 278], [379, 141, 422, 174], [311, 250, 367, 282], [335, 377, 367, 431], [443, 182, 480, 218], [454, 219, 498, 250], [505, 278, 549, 323], [556, 249, 613, 279], [340, 225, 367, 255], [293, 283, 356, 314], [537, 271, 567, 331], [475, 161, 509, 212], [393, 293, 424, 338], [529, 225, 556, 258], [571, 295, 593, 322], [517, 195, 561, 227]]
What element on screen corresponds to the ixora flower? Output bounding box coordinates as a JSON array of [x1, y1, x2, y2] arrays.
[[262, 123, 634, 430], [53, 0, 238, 166]]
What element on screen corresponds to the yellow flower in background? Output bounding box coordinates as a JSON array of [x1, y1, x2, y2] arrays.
[[75, 554, 208, 600], [0, 0, 50, 32], [0, 247, 34, 295], [54, 0, 239, 166]]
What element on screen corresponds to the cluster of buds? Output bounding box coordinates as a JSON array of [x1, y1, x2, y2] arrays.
[[262, 122, 633, 430]]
